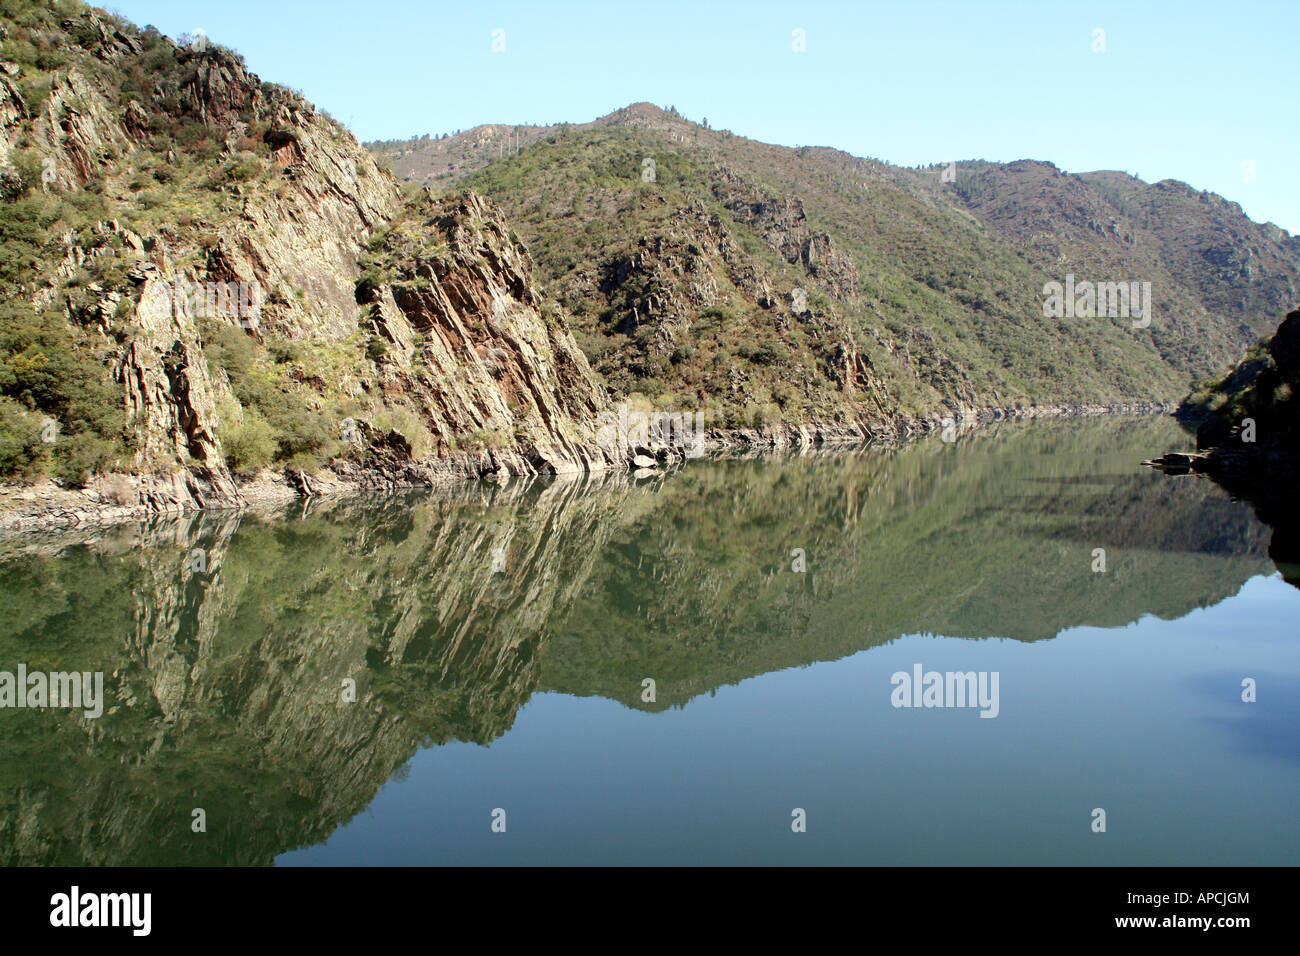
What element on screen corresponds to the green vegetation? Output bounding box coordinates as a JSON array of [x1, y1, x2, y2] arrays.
[[381, 104, 1298, 429], [1179, 309, 1299, 451], [0, 298, 128, 484], [0, 0, 395, 485], [442, 120, 1193, 424], [199, 318, 354, 473]]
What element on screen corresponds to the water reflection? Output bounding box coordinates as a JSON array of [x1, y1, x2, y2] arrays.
[[0, 416, 1280, 864]]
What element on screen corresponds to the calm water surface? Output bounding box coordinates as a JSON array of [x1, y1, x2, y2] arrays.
[[1, 416, 1296, 865]]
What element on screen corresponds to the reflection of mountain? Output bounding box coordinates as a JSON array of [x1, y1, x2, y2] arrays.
[[0, 417, 1271, 864], [544, 416, 1270, 708]]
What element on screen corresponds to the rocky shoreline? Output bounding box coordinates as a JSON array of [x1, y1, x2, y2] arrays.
[[0, 400, 1174, 534]]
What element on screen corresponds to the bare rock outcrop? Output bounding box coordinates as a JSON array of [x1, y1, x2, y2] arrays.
[[0, 16, 637, 526], [361, 192, 612, 478]]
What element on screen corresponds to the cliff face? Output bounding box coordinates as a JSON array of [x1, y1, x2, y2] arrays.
[[1180, 309, 1300, 453], [355, 192, 611, 479], [0, 3, 622, 524]]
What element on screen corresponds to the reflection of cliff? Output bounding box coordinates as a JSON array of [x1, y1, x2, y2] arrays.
[[1185, 475, 1300, 588], [0, 416, 1272, 864], [0, 475, 643, 865]]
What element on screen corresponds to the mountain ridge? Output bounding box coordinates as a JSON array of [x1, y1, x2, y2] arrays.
[[369, 101, 1298, 432]]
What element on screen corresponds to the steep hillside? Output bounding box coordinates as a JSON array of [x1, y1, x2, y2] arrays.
[[962, 162, 1298, 341], [1179, 308, 1300, 452], [371, 104, 1299, 428], [0, 1, 614, 522]]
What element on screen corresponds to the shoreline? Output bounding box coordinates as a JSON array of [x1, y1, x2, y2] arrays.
[[0, 399, 1176, 534]]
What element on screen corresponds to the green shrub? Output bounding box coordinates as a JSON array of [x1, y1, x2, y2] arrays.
[[752, 341, 787, 365], [0, 396, 49, 478], [0, 307, 125, 454], [220, 412, 277, 473], [212, 153, 261, 187], [54, 431, 122, 486], [200, 319, 339, 464]]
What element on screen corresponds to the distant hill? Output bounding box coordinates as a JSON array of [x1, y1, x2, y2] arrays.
[[369, 103, 1300, 426]]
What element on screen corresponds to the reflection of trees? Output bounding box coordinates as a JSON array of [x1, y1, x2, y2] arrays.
[[1187, 465, 1300, 589], [0, 416, 1272, 864], [545, 416, 1271, 707], [0, 474, 641, 865]]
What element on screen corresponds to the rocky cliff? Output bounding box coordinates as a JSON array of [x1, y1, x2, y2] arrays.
[[0, 2, 632, 528]]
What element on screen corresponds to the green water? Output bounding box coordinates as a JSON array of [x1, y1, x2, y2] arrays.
[[1, 415, 1296, 865]]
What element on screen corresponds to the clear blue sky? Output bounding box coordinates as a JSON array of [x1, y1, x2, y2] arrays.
[[109, 0, 1300, 233]]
